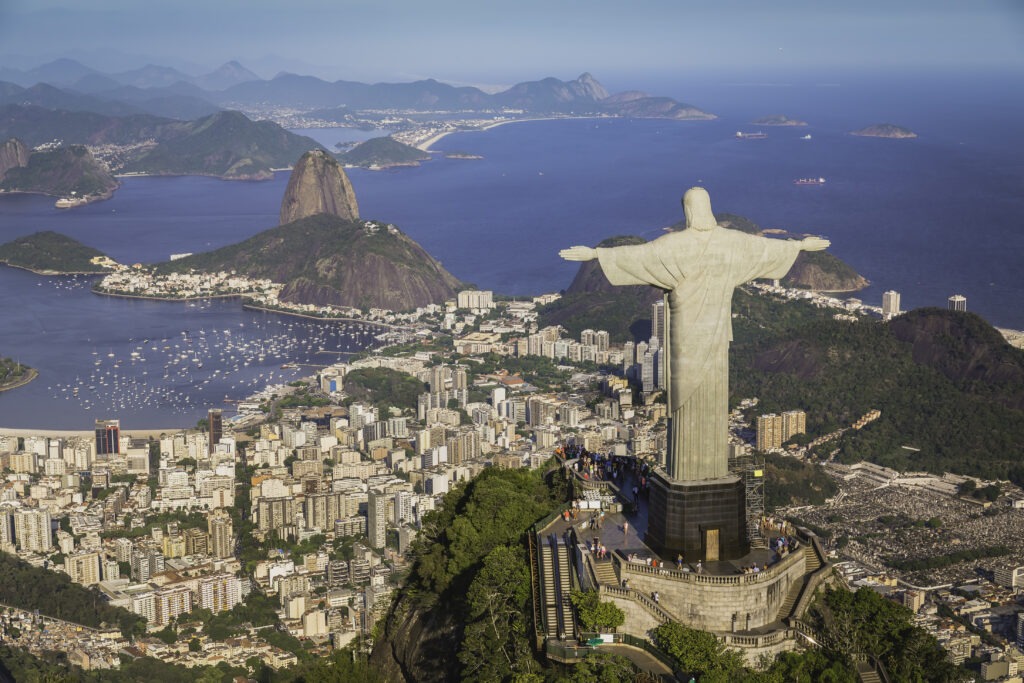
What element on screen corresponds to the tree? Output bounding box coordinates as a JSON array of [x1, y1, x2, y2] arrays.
[[569, 590, 625, 632], [457, 544, 537, 681], [568, 652, 643, 682], [814, 587, 967, 682], [188, 637, 202, 652], [651, 621, 745, 678]]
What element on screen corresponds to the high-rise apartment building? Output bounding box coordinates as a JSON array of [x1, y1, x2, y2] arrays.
[[66, 551, 102, 586], [95, 419, 120, 457], [208, 510, 234, 559], [367, 491, 387, 550], [756, 414, 784, 451], [651, 299, 666, 348], [208, 408, 223, 455], [13, 508, 51, 553], [198, 573, 242, 614], [758, 410, 806, 451], [154, 585, 192, 626], [782, 410, 807, 440], [882, 290, 901, 320]]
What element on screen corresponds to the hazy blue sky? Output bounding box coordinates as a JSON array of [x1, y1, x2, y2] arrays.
[[1, 0, 1022, 86]]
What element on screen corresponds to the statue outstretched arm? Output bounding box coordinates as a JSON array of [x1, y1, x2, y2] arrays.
[[799, 237, 830, 252], [559, 246, 598, 262]]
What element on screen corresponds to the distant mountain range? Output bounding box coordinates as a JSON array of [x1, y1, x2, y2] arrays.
[[0, 59, 715, 188], [0, 58, 715, 121]]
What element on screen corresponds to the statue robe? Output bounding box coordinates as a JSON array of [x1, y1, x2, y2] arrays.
[[596, 227, 802, 481]]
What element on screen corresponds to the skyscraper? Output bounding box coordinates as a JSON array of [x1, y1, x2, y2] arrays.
[[95, 419, 120, 457], [756, 414, 784, 451], [13, 508, 51, 553], [367, 491, 387, 549], [208, 408, 223, 455], [651, 299, 666, 348], [948, 294, 967, 312], [782, 410, 807, 440], [882, 290, 901, 320], [208, 510, 234, 559]]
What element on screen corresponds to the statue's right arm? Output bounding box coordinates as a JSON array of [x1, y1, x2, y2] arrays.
[[559, 246, 597, 262]]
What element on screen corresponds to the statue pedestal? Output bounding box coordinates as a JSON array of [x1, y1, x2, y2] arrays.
[[645, 470, 749, 562]]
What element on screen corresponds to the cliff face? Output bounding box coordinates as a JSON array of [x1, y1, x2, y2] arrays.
[[370, 600, 462, 683], [0, 138, 29, 181], [279, 149, 359, 224]]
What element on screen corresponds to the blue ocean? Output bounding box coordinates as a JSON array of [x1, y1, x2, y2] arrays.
[[1, 69, 1022, 429]]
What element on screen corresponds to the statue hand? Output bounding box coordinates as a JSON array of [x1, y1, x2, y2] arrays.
[[559, 246, 597, 262], [800, 237, 830, 252]]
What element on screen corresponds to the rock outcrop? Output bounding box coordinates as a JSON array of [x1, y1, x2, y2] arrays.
[[0, 138, 29, 181], [279, 149, 359, 224]]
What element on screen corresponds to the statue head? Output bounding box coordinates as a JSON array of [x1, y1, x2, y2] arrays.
[[683, 187, 717, 232]]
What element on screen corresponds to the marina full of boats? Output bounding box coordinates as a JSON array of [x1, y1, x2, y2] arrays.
[[44, 303, 381, 420]]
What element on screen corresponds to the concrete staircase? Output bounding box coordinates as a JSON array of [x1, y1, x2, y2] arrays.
[[776, 544, 823, 623], [591, 558, 618, 587], [856, 659, 882, 683], [537, 533, 577, 640], [538, 536, 558, 638]]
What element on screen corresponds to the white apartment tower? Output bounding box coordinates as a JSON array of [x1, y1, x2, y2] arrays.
[[882, 290, 901, 320]]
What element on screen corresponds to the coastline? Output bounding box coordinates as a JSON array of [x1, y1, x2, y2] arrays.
[[0, 426, 189, 438], [417, 115, 605, 151], [0, 367, 38, 393], [0, 262, 108, 277], [91, 288, 403, 329]]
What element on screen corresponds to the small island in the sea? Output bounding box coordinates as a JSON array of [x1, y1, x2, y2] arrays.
[[752, 114, 808, 126], [850, 123, 917, 139], [0, 231, 118, 274], [338, 136, 431, 169]]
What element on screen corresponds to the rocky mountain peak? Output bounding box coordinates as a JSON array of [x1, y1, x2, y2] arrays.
[[279, 149, 359, 225], [574, 72, 609, 101], [0, 138, 29, 181]]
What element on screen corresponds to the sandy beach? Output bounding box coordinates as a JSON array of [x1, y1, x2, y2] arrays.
[[416, 116, 599, 151], [0, 427, 189, 439]]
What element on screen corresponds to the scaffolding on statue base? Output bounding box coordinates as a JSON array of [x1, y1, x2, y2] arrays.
[[729, 449, 766, 549]]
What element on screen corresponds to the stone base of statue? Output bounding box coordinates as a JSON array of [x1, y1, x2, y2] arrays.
[[645, 469, 749, 562]]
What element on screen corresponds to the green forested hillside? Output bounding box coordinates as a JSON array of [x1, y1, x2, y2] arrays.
[[0, 231, 108, 273], [339, 136, 430, 167], [731, 307, 1024, 482]]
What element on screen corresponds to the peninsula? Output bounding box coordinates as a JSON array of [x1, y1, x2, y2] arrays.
[[0, 231, 118, 274], [0, 356, 36, 392]]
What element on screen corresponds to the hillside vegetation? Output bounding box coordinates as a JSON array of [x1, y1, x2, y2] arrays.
[[0, 144, 117, 197], [339, 136, 430, 168], [157, 213, 461, 311], [731, 307, 1024, 482], [0, 231, 109, 273]]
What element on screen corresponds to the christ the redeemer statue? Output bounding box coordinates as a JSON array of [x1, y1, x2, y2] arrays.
[[560, 187, 829, 482]]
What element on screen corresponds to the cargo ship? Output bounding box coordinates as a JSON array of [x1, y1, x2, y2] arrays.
[[794, 177, 826, 185], [735, 131, 767, 139]]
